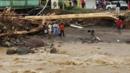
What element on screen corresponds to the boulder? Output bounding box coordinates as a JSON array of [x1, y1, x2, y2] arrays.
[[6, 49, 16, 55], [16, 47, 32, 55], [50, 48, 57, 53], [24, 37, 45, 48]]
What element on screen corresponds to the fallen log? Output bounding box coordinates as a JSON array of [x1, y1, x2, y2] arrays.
[[0, 25, 43, 37], [0, 12, 117, 37], [25, 13, 118, 20]]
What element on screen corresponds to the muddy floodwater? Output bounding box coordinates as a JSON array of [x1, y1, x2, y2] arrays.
[[0, 27, 130, 73]]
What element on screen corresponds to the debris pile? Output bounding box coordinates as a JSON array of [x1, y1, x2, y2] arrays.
[[0, 8, 43, 38], [0, 8, 45, 47]]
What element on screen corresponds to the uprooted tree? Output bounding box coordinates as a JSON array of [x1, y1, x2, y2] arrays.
[[0, 8, 45, 38]]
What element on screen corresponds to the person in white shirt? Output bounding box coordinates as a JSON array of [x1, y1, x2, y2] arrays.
[[52, 22, 60, 36], [48, 23, 52, 39], [116, 1, 121, 15]]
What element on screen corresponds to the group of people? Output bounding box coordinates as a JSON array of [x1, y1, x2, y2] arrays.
[[68, 0, 86, 8], [96, 0, 106, 9], [43, 21, 65, 38]]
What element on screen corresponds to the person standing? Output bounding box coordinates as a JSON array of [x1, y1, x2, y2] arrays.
[[59, 22, 65, 38], [128, 1, 130, 10], [42, 20, 48, 35], [72, 0, 77, 7], [53, 22, 60, 36], [43, 23, 48, 35], [115, 18, 123, 34], [96, 0, 99, 9], [69, 0, 72, 7], [116, 1, 121, 15], [48, 23, 53, 39], [81, 0, 85, 8]]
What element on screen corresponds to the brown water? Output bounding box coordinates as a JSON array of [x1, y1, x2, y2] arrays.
[[0, 43, 130, 73], [1, 27, 130, 73]]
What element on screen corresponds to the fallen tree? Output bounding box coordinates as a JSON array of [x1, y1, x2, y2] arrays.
[[0, 9, 129, 47], [0, 9, 127, 38], [25, 12, 118, 20]]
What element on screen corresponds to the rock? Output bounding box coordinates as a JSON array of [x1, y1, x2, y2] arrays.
[[24, 37, 45, 48], [126, 40, 130, 44], [7, 47, 35, 55], [5, 41, 11, 47], [16, 47, 32, 55], [50, 48, 57, 53], [6, 49, 16, 55], [29, 50, 35, 53]]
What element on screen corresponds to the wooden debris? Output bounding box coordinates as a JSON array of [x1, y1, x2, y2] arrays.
[[0, 25, 43, 37], [0, 8, 43, 38]]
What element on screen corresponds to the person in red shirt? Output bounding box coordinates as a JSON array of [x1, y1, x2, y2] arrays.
[[115, 18, 123, 34], [81, 0, 85, 8], [128, 1, 130, 10], [59, 22, 65, 37]]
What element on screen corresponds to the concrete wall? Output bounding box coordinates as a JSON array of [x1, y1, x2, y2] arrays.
[[85, 0, 96, 9]]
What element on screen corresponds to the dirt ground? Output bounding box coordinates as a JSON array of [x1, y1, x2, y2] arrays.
[[0, 26, 130, 73]]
